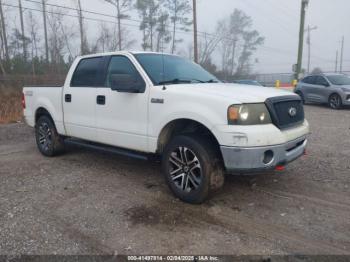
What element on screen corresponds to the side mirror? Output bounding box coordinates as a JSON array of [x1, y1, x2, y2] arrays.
[[110, 73, 144, 93]]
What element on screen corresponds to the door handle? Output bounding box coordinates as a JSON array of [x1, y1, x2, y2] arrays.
[[65, 94, 71, 103], [97, 95, 106, 105]]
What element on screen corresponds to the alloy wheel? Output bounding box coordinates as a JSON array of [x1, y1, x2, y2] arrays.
[[329, 95, 341, 109], [38, 122, 52, 151], [168, 146, 202, 192]]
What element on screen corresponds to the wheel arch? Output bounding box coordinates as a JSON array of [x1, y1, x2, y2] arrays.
[[157, 118, 223, 161], [35, 107, 55, 127], [328, 92, 342, 100]]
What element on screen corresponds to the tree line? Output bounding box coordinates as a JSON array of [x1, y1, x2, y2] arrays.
[[0, 0, 264, 81]]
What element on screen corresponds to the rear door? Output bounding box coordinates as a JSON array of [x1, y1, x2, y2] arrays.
[[301, 76, 318, 102], [63, 56, 105, 141], [95, 55, 149, 152]]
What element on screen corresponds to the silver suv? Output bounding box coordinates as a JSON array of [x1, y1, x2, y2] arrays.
[[295, 73, 350, 109]]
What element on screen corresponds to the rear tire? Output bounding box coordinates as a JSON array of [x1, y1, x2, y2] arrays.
[[161, 135, 225, 204], [328, 93, 342, 109], [35, 115, 65, 157]]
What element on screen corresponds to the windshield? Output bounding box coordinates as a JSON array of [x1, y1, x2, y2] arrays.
[[327, 75, 350, 85], [134, 53, 219, 85]]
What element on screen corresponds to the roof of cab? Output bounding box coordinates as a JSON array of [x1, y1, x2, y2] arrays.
[[77, 51, 177, 59]]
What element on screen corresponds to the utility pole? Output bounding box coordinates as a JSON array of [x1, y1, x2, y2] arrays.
[[296, 0, 309, 80], [335, 50, 338, 73], [18, 0, 27, 60], [340, 36, 344, 73], [77, 0, 86, 55], [116, 0, 122, 51], [41, 0, 49, 63], [192, 0, 198, 63], [0, 0, 9, 61], [305, 25, 317, 74], [42, 0, 49, 62]]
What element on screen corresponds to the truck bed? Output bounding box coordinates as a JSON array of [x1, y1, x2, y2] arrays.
[[23, 86, 65, 134]]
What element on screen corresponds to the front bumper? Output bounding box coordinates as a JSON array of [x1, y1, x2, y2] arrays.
[[341, 92, 350, 105], [220, 135, 307, 174]]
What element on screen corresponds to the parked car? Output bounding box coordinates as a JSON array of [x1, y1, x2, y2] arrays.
[[23, 51, 309, 204], [295, 73, 350, 109], [233, 80, 264, 86]]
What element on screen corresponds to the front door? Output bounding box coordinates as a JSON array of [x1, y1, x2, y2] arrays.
[[313, 76, 331, 103], [95, 55, 149, 152]]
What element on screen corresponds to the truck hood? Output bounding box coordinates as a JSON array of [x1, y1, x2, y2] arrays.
[[168, 83, 296, 103]]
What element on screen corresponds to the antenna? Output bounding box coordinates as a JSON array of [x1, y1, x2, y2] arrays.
[[161, 36, 166, 90]]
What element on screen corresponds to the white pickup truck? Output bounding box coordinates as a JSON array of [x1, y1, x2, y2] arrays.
[[23, 51, 309, 203]]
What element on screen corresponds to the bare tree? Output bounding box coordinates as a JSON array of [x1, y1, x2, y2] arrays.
[[94, 22, 114, 52], [0, 27, 6, 74], [18, 0, 27, 60], [217, 9, 264, 79], [135, 0, 161, 51], [236, 30, 264, 76], [27, 11, 41, 76], [136, 0, 151, 50], [103, 0, 133, 51], [27, 11, 40, 59], [165, 0, 192, 54], [198, 32, 221, 66], [47, 9, 76, 73], [156, 10, 171, 52], [0, 0, 9, 61]]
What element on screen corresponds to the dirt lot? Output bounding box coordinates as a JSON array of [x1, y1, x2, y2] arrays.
[[0, 105, 349, 255]]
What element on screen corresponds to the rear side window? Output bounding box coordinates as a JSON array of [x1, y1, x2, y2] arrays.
[[71, 57, 103, 87], [302, 76, 316, 84]]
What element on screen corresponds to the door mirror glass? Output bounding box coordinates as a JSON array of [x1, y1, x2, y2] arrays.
[[110, 73, 143, 93]]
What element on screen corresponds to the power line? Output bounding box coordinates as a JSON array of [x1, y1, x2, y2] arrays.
[[6, 0, 302, 56], [2, 2, 150, 31], [6, 0, 340, 69], [18, 0, 213, 41], [238, 0, 297, 42], [24, 0, 303, 54]]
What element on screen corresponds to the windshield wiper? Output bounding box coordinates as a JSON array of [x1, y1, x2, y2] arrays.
[[158, 78, 218, 85], [159, 78, 207, 85], [205, 79, 219, 83], [158, 79, 192, 85]]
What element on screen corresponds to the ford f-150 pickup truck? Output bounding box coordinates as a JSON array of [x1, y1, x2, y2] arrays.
[[23, 51, 309, 204]]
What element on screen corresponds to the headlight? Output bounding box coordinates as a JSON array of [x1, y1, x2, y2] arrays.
[[228, 104, 272, 125]]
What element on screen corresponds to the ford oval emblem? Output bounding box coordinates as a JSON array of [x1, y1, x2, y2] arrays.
[[288, 107, 297, 117]]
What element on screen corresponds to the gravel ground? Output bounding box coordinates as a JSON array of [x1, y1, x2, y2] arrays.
[[0, 105, 349, 255]]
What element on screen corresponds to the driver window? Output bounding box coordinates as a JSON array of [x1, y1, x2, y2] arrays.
[[315, 76, 328, 86], [105, 56, 145, 91]]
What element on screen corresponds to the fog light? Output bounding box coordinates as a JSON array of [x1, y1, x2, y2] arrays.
[[263, 150, 274, 165]]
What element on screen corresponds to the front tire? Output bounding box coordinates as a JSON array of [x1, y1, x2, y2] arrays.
[[329, 94, 342, 109], [35, 115, 65, 157], [161, 135, 224, 204]]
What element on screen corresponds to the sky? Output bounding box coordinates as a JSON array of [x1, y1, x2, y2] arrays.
[[3, 0, 350, 74]]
